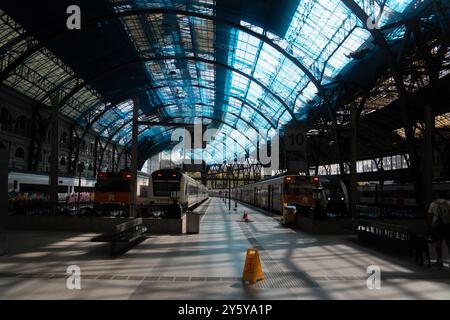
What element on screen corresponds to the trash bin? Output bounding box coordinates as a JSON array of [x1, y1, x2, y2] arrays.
[[282, 205, 297, 226], [186, 212, 201, 234]]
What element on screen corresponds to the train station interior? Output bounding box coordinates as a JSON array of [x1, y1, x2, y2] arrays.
[[0, 0, 450, 300]]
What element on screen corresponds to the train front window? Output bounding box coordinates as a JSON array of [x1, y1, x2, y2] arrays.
[[323, 184, 344, 200], [283, 183, 313, 196], [96, 181, 130, 192], [153, 181, 180, 197], [284, 184, 294, 195], [284, 184, 309, 195]]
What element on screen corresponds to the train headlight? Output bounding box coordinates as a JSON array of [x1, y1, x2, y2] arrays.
[[327, 197, 331, 201], [341, 197, 345, 201]]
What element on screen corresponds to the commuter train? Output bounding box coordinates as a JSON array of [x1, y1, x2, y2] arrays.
[[138, 169, 208, 212], [8, 170, 96, 203], [357, 181, 450, 208], [232, 174, 348, 217], [94, 170, 150, 214]]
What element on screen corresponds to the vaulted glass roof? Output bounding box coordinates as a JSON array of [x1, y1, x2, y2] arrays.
[[0, 0, 426, 164], [107, 0, 419, 162]]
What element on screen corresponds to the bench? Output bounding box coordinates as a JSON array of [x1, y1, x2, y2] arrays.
[[356, 219, 412, 255], [91, 218, 148, 256]]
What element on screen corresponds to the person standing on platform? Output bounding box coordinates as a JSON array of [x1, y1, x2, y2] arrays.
[[428, 191, 450, 267]]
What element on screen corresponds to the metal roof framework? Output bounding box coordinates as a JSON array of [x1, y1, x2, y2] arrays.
[[0, 0, 439, 165]]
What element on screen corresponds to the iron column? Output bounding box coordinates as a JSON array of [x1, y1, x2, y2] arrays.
[[130, 97, 139, 218], [50, 95, 60, 215]]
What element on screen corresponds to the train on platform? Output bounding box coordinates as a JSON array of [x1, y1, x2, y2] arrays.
[[357, 181, 450, 208], [94, 170, 150, 216], [137, 169, 209, 214], [94, 168, 208, 217], [231, 174, 349, 218], [355, 181, 450, 218], [8, 170, 96, 203], [7, 170, 96, 215]]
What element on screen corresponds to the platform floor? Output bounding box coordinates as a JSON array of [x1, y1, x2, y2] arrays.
[[0, 198, 449, 300]]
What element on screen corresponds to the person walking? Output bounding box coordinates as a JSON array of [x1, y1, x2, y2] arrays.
[[428, 191, 450, 267]]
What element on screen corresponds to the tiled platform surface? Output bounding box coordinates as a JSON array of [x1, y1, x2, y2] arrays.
[[0, 198, 449, 300]]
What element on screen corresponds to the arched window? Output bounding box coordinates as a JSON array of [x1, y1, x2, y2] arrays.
[[15, 115, 28, 135], [15, 147, 25, 159], [88, 163, 93, 171], [78, 162, 85, 172], [81, 140, 87, 154], [0, 108, 10, 131], [60, 132, 68, 145], [60, 157, 66, 166], [71, 159, 77, 171]]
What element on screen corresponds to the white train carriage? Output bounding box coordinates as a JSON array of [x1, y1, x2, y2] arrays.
[[357, 181, 450, 208], [138, 169, 208, 212], [8, 170, 96, 202]]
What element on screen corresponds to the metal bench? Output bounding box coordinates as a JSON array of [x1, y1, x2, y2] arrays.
[[91, 218, 148, 256]]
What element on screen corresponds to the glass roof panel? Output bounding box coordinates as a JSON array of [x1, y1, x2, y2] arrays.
[[1, 1, 422, 163]]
